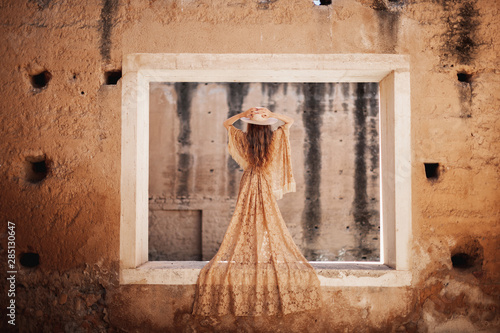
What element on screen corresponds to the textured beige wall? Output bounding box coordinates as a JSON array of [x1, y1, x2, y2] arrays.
[[0, 0, 499, 332]]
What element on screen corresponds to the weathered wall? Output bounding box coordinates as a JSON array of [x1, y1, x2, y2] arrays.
[[0, 0, 498, 332]]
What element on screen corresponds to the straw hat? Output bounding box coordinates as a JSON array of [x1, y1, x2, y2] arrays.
[[240, 108, 278, 125]]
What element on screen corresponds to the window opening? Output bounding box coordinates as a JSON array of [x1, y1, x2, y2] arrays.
[[149, 82, 380, 262], [120, 53, 412, 286]]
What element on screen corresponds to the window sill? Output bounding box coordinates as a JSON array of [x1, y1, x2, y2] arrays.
[[120, 261, 412, 287]]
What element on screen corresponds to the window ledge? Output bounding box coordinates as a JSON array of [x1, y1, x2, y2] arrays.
[[120, 261, 412, 287]]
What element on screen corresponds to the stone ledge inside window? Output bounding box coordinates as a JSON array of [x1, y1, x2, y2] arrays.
[[120, 261, 411, 287]]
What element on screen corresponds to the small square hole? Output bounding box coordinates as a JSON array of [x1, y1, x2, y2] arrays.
[[457, 72, 472, 83], [105, 70, 122, 85], [25, 155, 49, 183], [424, 163, 439, 180]]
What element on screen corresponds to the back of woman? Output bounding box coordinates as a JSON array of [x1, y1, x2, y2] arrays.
[[244, 123, 274, 168], [192, 107, 322, 317]]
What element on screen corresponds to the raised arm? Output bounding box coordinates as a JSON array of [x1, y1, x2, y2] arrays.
[[272, 112, 294, 129], [223, 107, 256, 130]]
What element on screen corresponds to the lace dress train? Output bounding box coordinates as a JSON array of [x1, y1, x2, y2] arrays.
[[192, 125, 321, 317]]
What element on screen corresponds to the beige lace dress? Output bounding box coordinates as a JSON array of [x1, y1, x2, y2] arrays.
[[192, 124, 321, 317]]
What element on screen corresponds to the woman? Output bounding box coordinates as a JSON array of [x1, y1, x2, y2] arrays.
[[192, 107, 321, 317]]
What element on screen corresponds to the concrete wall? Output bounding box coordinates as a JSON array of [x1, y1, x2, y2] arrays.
[[149, 81, 380, 262], [0, 0, 498, 332]]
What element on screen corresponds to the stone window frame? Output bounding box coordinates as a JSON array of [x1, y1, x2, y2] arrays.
[[120, 53, 412, 287]]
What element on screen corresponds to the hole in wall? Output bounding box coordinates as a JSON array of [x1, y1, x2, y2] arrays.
[[451, 238, 483, 272], [424, 163, 439, 180], [313, 0, 332, 5], [25, 155, 49, 183], [457, 72, 472, 83], [451, 253, 475, 269], [20, 252, 40, 268], [105, 70, 122, 85], [30, 70, 52, 89]]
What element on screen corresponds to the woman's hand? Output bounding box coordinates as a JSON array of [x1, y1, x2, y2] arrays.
[[242, 107, 258, 119], [259, 108, 294, 129], [255, 107, 273, 120], [224, 107, 258, 129]]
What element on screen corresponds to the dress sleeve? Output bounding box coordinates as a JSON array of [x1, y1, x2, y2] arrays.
[[227, 125, 249, 170], [270, 125, 296, 200]]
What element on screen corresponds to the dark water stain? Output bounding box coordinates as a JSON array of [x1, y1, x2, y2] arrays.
[[174, 82, 198, 198], [341, 83, 350, 98], [99, 0, 118, 62], [367, 83, 380, 180], [226, 83, 250, 197], [375, 9, 399, 53], [367, 83, 379, 117], [367, 83, 380, 260], [341, 83, 350, 112], [369, 118, 379, 181], [300, 83, 326, 260], [442, 0, 480, 64], [371, 0, 387, 10], [441, 0, 478, 116], [261, 83, 280, 112], [176, 153, 193, 198], [327, 83, 335, 111], [226, 83, 249, 129], [352, 83, 373, 259], [175, 82, 196, 146], [440, 1, 479, 114]]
